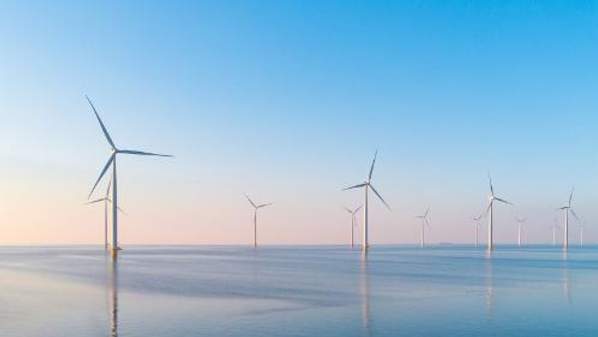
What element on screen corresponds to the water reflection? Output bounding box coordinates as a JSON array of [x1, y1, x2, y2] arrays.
[[108, 258, 119, 337], [359, 257, 371, 337], [484, 256, 494, 319]]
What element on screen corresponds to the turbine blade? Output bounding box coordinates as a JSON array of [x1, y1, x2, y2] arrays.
[[484, 202, 492, 217], [105, 174, 113, 198], [88, 155, 115, 199], [86, 96, 116, 149], [569, 187, 574, 206], [117, 206, 126, 215], [245, 194, 257, 208], [494, 197, 513, 205], [342, 183, 367, 191], [369, 184, 391, 210], [424, 207, 430, 218], [570, 209, 580, 222], [368, 150, 378, 181], [488, 173, 494, 196], [354, 205, 363, 214], [119, 149, 173, 157], [257, 203, 272, 208], [85, 198, 105, 205], [343, 206, 353, 214]]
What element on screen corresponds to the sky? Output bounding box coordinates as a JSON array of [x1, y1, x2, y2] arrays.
[[1, 0, 598, 245]]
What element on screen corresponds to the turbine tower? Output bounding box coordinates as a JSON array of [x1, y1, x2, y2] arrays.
[[245, 194, 272, 247], [580, 224, 584, 248], [484, 175, 513, 252], [86, 175, 125, 250], [515, 217, 526, 247], [86, 96, 173, 259], [558, 187, 579, 250], [415, 207, 431, 248], [343, 151, 391, 254], [343, 206, 362, 248]]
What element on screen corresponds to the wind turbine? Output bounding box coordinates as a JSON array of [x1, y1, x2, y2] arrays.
[[86, 96, 173, 258], [343, 151, 391, 253], [484, 175, 513, 251], [551, 216, 560, 246], [473, 215, 482, 248], [558, 187, 579, 250], [245, 194, 272, 247], [515, 216, 526, 247], [343, 205, 362, 248], [86, 174, 125, 250], [415, 207, 431, 248]]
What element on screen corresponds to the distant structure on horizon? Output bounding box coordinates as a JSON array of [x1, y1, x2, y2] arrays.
[[558, 187, 579, 250], [415, 207, 431, 248], [245, 194, 272, 247], [483, 175, 513, 252], [343, 205, 362, 248]]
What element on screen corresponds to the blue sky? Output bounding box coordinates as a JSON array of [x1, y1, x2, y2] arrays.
[[1, 1, 598, 244]]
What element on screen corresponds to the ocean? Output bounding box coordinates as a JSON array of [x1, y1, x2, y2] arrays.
[[0, 245, 595, 336]]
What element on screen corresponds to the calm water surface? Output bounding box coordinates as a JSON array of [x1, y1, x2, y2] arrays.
[[0, 245, 596, 337]]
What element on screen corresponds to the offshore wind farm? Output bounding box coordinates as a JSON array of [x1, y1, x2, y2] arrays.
[[3, 2, 598, 337]]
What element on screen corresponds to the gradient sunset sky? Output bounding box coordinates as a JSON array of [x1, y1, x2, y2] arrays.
[[1, 1, 598, 245]]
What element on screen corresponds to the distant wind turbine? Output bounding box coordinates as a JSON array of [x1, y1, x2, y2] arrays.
[[580, 224, 584, 248], [85, 175, 125, 250], [245, 194, 272, 247], [86, 96, 173, 258], [415, 207, 431, 248], [558, 187, 579, 250], [473, 215, 482, 248], [343, 151, 391, 253], [343, 205, 362, 248], [515, 216, 526, 247], [484, 175, 513, 251], [551, 216, 560, 246]]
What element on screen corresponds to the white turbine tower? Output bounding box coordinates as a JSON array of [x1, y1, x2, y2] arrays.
[[245, 194, 272, 247], [86, 175, 125, 250], [473, 215, 482, 248], [343, 151, 391, 254], [515, 216, 526, 247], [86, 96, 173, 258], [580, 223, 584, 248], [484, 175, 513, 251], [558, 187, 579, 250], [415, 207, 431, 248], [343, 205, 362, 248]]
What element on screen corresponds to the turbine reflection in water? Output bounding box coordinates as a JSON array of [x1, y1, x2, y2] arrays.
[[359, 257, 371, 337], [108, 258, 119, 337], [484, 252, 495, 320]]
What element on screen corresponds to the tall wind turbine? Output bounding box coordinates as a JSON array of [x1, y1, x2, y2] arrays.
[[515, 216, 526, 247], [245, 194, 272, 247], [558, 187, 579, 250], [484, 175, 513, 251], [86, 175, 125, 250], [415, 207, 431, 248], [343, 151, 391, 253], [86, 96, 173, 258], [473, 215, 482, 248], [343, 205, 362, 248]]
